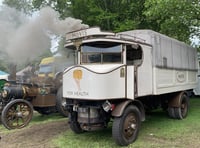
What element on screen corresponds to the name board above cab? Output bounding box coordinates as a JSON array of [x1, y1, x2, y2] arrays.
[[66, 27, 115, 41]]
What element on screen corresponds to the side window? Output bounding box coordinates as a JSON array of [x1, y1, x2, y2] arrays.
[[126, 45, 143, 66], [127, 46, 134, 65]]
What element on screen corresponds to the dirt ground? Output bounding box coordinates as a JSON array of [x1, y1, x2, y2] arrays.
[[0, 120, 68, 148]]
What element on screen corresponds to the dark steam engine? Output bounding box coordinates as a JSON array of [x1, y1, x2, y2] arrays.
[[2, 85, 26, 100], [0, 82, 38, 112], [0, 80, 59, 130]]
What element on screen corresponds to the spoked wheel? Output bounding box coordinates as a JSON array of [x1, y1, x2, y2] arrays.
[[1, 99, 33, 130], [112, 105, 141, 146]]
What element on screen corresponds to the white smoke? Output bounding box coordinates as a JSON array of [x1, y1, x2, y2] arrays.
[[0, 6, 88, 64]]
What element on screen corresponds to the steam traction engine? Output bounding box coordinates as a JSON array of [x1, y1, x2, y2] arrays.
[[0, 76, 66, 129]]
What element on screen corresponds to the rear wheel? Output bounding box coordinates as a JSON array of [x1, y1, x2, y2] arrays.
[[174, 94, 189, 119], [112, 105, 141, 146], [167, 107, 176, 118], [167, 93, 189, 119], [1, 99, 33, 130]]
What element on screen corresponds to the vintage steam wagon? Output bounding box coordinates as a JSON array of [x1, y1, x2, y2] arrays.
[[0, 55, 74, 129], [63, 27, 197, 146], [0, 76, 65, 130]]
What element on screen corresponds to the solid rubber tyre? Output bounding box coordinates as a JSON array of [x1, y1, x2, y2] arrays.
[[167, 107, 176, 118], [69, 111, 83, 134], [174, 94, 189, 119], [112, 105, 141, 146]]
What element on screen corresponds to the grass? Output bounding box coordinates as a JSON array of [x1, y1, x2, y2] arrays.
[[0, 112, 65, 133], [52, 97, 200, 148], [30, 112, 65, 124], [1, 98, 200, 147]]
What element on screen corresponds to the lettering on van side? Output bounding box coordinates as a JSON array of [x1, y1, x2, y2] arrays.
[[67, 91, 89, 96]]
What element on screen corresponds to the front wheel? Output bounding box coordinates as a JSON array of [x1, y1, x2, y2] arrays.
[[1, 99, 33, 130], [69, 111, 84, 134], [112, 105, 141, 146]]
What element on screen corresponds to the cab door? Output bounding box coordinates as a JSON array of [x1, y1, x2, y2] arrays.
[[126, 44, 143, 99]]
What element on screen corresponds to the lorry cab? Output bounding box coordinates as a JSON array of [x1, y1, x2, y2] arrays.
[[38, 57, 55, 78], [38, 56, 73, 78], [63, 27, 150, 146], [38, 55, 75, 86], [63, 28, 152, 100]]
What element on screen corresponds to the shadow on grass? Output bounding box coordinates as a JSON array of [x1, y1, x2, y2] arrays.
[[31, 112, 65, 123]]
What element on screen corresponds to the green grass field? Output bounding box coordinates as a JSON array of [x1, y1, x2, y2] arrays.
[[53, 97, 200, 148]]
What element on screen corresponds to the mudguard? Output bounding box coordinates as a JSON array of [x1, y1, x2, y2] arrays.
[[111, 100, 145, 121]]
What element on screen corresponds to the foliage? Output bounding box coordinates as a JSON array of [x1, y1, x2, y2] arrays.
[[2, 0, 200, 48], [144, 0, 200, 43], [69, 0, 146, 32], [29, 0, 200, 44]]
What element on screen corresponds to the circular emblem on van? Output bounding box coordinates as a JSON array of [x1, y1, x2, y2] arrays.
[[176, 71, 186, 83]]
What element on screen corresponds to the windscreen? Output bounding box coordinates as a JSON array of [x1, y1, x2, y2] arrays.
[[81, 42, 122, 64], [39, 64, 53, 74]]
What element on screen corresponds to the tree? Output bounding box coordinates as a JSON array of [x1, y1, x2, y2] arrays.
[[30, 0, 147, 32], [4, 0, 199, 46], [144, 0, 200, 44], [70, 0, 146, 32]]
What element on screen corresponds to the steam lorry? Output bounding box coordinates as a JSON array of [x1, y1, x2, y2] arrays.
[[63, 27, 198, 146], [34, 55, 74, 115], [0, 54, 75, 129]]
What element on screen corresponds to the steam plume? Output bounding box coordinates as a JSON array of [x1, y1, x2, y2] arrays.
[[0, 6, 88, 64]]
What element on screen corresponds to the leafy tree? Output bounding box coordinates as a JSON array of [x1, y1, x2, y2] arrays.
[[70, 0, 146, 32], [144, 0, 200, 43], [29, 0, 147, 32], [3, 0, 199, 46]]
